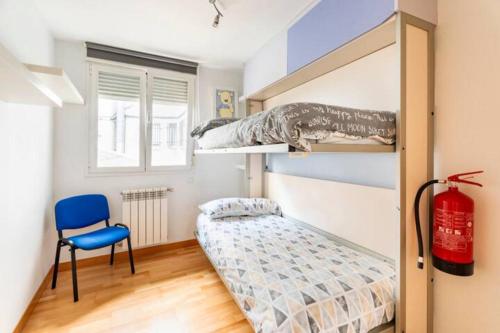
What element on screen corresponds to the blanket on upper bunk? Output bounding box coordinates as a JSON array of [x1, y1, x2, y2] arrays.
[[196, 213, 396, 333], [191, 117, 240, 138], [193, 103, 396, 151]]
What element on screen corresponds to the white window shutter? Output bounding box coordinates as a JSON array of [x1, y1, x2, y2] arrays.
[[152, 77, 188, 104], [98, 71, 141, 100]]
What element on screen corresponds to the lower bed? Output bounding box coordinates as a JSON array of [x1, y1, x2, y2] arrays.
[[196, 213, 395, 333]]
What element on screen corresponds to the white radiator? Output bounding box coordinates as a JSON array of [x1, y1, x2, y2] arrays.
[[121, 187, 171, 248]]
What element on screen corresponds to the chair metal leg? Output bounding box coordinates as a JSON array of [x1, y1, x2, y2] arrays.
[[110, 244, 115, 265], [126, 236, 135, 274], [51, 240, 62, 289], [70, 247, 79, 302]]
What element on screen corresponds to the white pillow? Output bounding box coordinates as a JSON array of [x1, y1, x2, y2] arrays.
[[199, 198, 282, 219]]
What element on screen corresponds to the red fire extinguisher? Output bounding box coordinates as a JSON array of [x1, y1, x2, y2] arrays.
[[414, 171, 483, 276]]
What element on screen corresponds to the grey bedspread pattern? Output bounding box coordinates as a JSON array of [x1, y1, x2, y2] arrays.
[[190, 117, 240, 138], [197, 214, 395, 333], [195, 103, 396, 151]]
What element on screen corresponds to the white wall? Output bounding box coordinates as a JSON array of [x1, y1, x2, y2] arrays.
[[53, 40, 245, 262], [0, 1, 56, 332], [434, 0, 500, 332], [243, 30, 288, 97], [263, 45, 398, 111]]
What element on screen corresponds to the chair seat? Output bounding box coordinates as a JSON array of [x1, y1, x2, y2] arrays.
[[68, 226, 129, 250]]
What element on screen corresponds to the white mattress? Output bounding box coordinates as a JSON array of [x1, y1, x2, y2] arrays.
[[196, 214, 396, 333]]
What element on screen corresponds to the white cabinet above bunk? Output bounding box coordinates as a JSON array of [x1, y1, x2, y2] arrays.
[[0, 43, 83, 107]]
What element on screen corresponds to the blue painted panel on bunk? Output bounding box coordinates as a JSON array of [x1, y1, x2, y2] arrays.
[[267, 153, 396, 189], [287, 0, 395, 74]]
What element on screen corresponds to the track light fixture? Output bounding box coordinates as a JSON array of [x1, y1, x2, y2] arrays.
[[213, 13, 221, 28], [209, 0, 223, 28]]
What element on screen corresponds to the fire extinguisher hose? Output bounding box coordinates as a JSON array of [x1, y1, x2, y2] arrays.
[[414, 179, 444, 269]]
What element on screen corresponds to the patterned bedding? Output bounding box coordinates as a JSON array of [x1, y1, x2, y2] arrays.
[[195, 103, 396, 152], [196, 214, 396, 333]]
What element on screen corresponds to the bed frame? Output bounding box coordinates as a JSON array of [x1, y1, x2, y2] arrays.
[[195, 10, 435, 333], [246, 13, 434, 333], [195, 143, 395, 154]]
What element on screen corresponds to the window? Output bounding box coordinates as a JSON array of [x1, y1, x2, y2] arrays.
[[150, 77, 189, 166], [89, 62, 195, 173], [95, 71, 142, 168]]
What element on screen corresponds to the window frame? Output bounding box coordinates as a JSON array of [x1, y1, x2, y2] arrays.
[[145, 68, 195, 172], [88, 61, 195, 175]]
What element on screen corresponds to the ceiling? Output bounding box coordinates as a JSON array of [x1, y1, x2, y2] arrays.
[[34, 0, 317, 68]]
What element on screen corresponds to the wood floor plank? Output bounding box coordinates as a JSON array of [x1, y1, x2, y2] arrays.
[[22, 245, 253, 333]]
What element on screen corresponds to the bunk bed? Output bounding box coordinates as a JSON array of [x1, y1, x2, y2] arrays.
[[192, 9, 435, 333]]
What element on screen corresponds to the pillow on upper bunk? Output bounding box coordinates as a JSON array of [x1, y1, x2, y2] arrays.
[[199, 198, 281, 219], [190, 118, 240, 138]]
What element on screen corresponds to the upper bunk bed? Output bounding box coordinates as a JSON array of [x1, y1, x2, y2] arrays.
[[193, 16, 397, 155], [193, 101, 397, 154]]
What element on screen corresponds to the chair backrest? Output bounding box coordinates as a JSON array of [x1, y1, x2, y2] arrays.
[[55, 194, 110, 231]]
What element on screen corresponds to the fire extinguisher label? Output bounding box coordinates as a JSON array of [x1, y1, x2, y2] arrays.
[[434, 208, 473, 253]]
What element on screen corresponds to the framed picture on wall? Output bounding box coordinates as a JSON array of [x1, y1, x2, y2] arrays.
[[214, 88, 237, 118]]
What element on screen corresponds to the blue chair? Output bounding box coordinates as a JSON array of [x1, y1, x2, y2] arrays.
[[52, 194, 135, 302]]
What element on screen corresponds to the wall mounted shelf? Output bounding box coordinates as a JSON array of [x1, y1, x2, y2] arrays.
[[0, 43, 83, 108], [25, 64, 84, 105]]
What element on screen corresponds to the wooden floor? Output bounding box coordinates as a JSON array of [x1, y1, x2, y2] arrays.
[[22, 245, 253, 333]]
